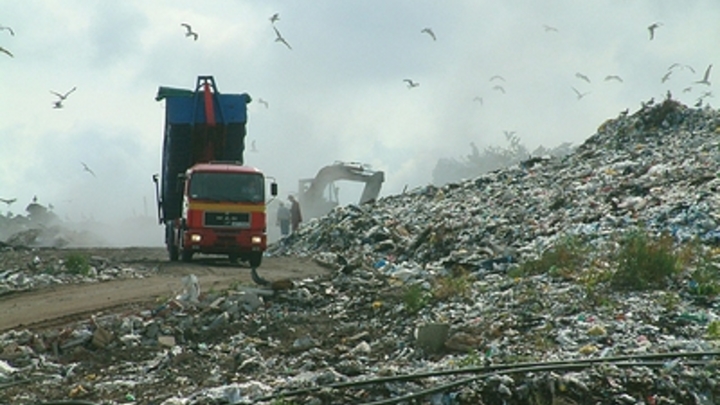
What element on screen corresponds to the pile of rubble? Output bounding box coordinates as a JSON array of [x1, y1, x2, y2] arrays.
[[2, 99, 720, 404]]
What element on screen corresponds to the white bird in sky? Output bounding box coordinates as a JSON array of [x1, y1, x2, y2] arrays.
[[420, 27, 436, 41], [81, 162, 96, 177], [542, 24, 558, 32], [492, 85, 505, 94], [0, 45, 12, 58], [604, 75, 623, 82], [0, 197, 17, 206], [575, 72, 591, 83], [273, 26, 292, 50], [50, 86, 77, 109], [180, 23, 198, 40], [257, 98, 269, 108], [403, 79, 419, 88], [648, 22, 662, 40], [661, 70, 673, 83], [473, 96, 483, 105], [695, 64, 712, 85], [571, 86, 590, 100], [489, 75, 505, 82], [269, 13, 280, 24], [0, 25, 13, 36]]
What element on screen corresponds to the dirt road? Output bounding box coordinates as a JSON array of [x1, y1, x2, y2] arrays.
[[0, 247, 329, 332]]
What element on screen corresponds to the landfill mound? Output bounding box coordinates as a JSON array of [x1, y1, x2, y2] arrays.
[[2, 99, 720, 404], [271, 98, 719, 265]]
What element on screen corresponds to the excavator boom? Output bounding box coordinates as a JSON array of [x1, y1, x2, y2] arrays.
[[299, 162, 384, 220]]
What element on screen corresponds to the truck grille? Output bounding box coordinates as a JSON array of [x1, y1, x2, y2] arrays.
[[204, 212, 250, 228]]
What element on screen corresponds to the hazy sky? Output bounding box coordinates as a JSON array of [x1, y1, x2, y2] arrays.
[[1, 0, 717, 228]]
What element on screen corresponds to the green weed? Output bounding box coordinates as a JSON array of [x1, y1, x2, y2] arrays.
[[402, 283, 432, 314], [64, 253, 91, 276], [515, 235, 588, 278], [610, 230, 679, 290], [433, 269, 473, 300]]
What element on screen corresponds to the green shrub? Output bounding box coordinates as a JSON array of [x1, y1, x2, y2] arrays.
[[64, 253, 91, 276], [402, 283, 431, 314], [433, 269, 473, 300], [516, 235, 588, 278], [610, 231, 679, 290]]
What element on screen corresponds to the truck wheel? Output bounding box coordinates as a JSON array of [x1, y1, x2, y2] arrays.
[[248, 252, 262, 268], [228, 253, 239, 263]]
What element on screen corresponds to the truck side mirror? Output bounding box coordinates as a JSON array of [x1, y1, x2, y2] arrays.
[[270, 182, 278, 197]]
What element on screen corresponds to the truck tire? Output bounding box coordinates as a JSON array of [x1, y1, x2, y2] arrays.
[[181, 249, 193, 262], [248, 252, 262, 268], [228, 253, 239, 263]]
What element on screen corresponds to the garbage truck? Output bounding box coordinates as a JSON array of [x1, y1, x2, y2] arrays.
[[152, 76, 276, 274]]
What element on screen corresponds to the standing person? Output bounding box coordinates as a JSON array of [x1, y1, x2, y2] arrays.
[[288, 195, 302, 233], [276, 202, 291, 237]]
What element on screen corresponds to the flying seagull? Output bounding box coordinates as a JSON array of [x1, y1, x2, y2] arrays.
[[489, 75, 505, 82], [257, 98, 269, 108], [0, 46, 12, 58], [575, 72, 591, 83], [473, 96, 483, 105], [648, 22, 662, 40], [269, 13, 280, 24], [0, 25, 13, 36], [50, 86, 77, 109], [420, 27, 436, 41], [81, 162, 96, 177], [250, 140, 258, 152], [542, 24, 558, 32], [661, 70, 673, 83], [492, 85, 505, 94], [403, 79, 419, 88], [273, 26, 292, 50], [0, 197, 16, 206], [503, 130, 516, 139], [695, 64, 712, 86], [683, 86, 693, 93], [180, 23, 198, 41], [571, 86, 589, 100], [604, 75, 623, 82]]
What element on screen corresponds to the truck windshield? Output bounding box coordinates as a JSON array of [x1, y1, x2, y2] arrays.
[[188, 172, 264, 203]]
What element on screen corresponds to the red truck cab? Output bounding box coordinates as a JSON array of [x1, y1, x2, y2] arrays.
[[176, 162, 271, 265]]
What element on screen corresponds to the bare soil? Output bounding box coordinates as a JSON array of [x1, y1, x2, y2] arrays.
[[0, 247, 329, 332]]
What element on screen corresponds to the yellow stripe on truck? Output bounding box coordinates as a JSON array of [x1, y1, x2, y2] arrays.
[[188, 202, 265, 212]]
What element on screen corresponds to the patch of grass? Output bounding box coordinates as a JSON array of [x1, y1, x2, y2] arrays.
[[456, 349, 484, 368], [64, 253, 91, 276], [402, 283, 432, 314], [706, 320, 720, 340], [515, 235, 588, 278], [433, 269, 473, 301], [678, 238, 720, 299], [610, 231, 680, 291]]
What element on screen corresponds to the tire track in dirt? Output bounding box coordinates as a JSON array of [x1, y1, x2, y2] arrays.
[[0, 254, 329, 332]]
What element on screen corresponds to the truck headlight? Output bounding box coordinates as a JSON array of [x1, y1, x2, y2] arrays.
[[190, 234, 202, 242], [251, 236, 262, 244]]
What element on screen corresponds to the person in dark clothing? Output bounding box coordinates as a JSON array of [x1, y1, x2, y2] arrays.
[[288, 195, 302, 233], [276, 202, 291, 237]]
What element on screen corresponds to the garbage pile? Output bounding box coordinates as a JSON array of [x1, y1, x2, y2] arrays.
[[0, 201, 108, 248], [2, 99, 720, 404]]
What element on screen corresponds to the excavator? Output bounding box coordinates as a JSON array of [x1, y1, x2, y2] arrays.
[[298, 161, 385, 220]]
